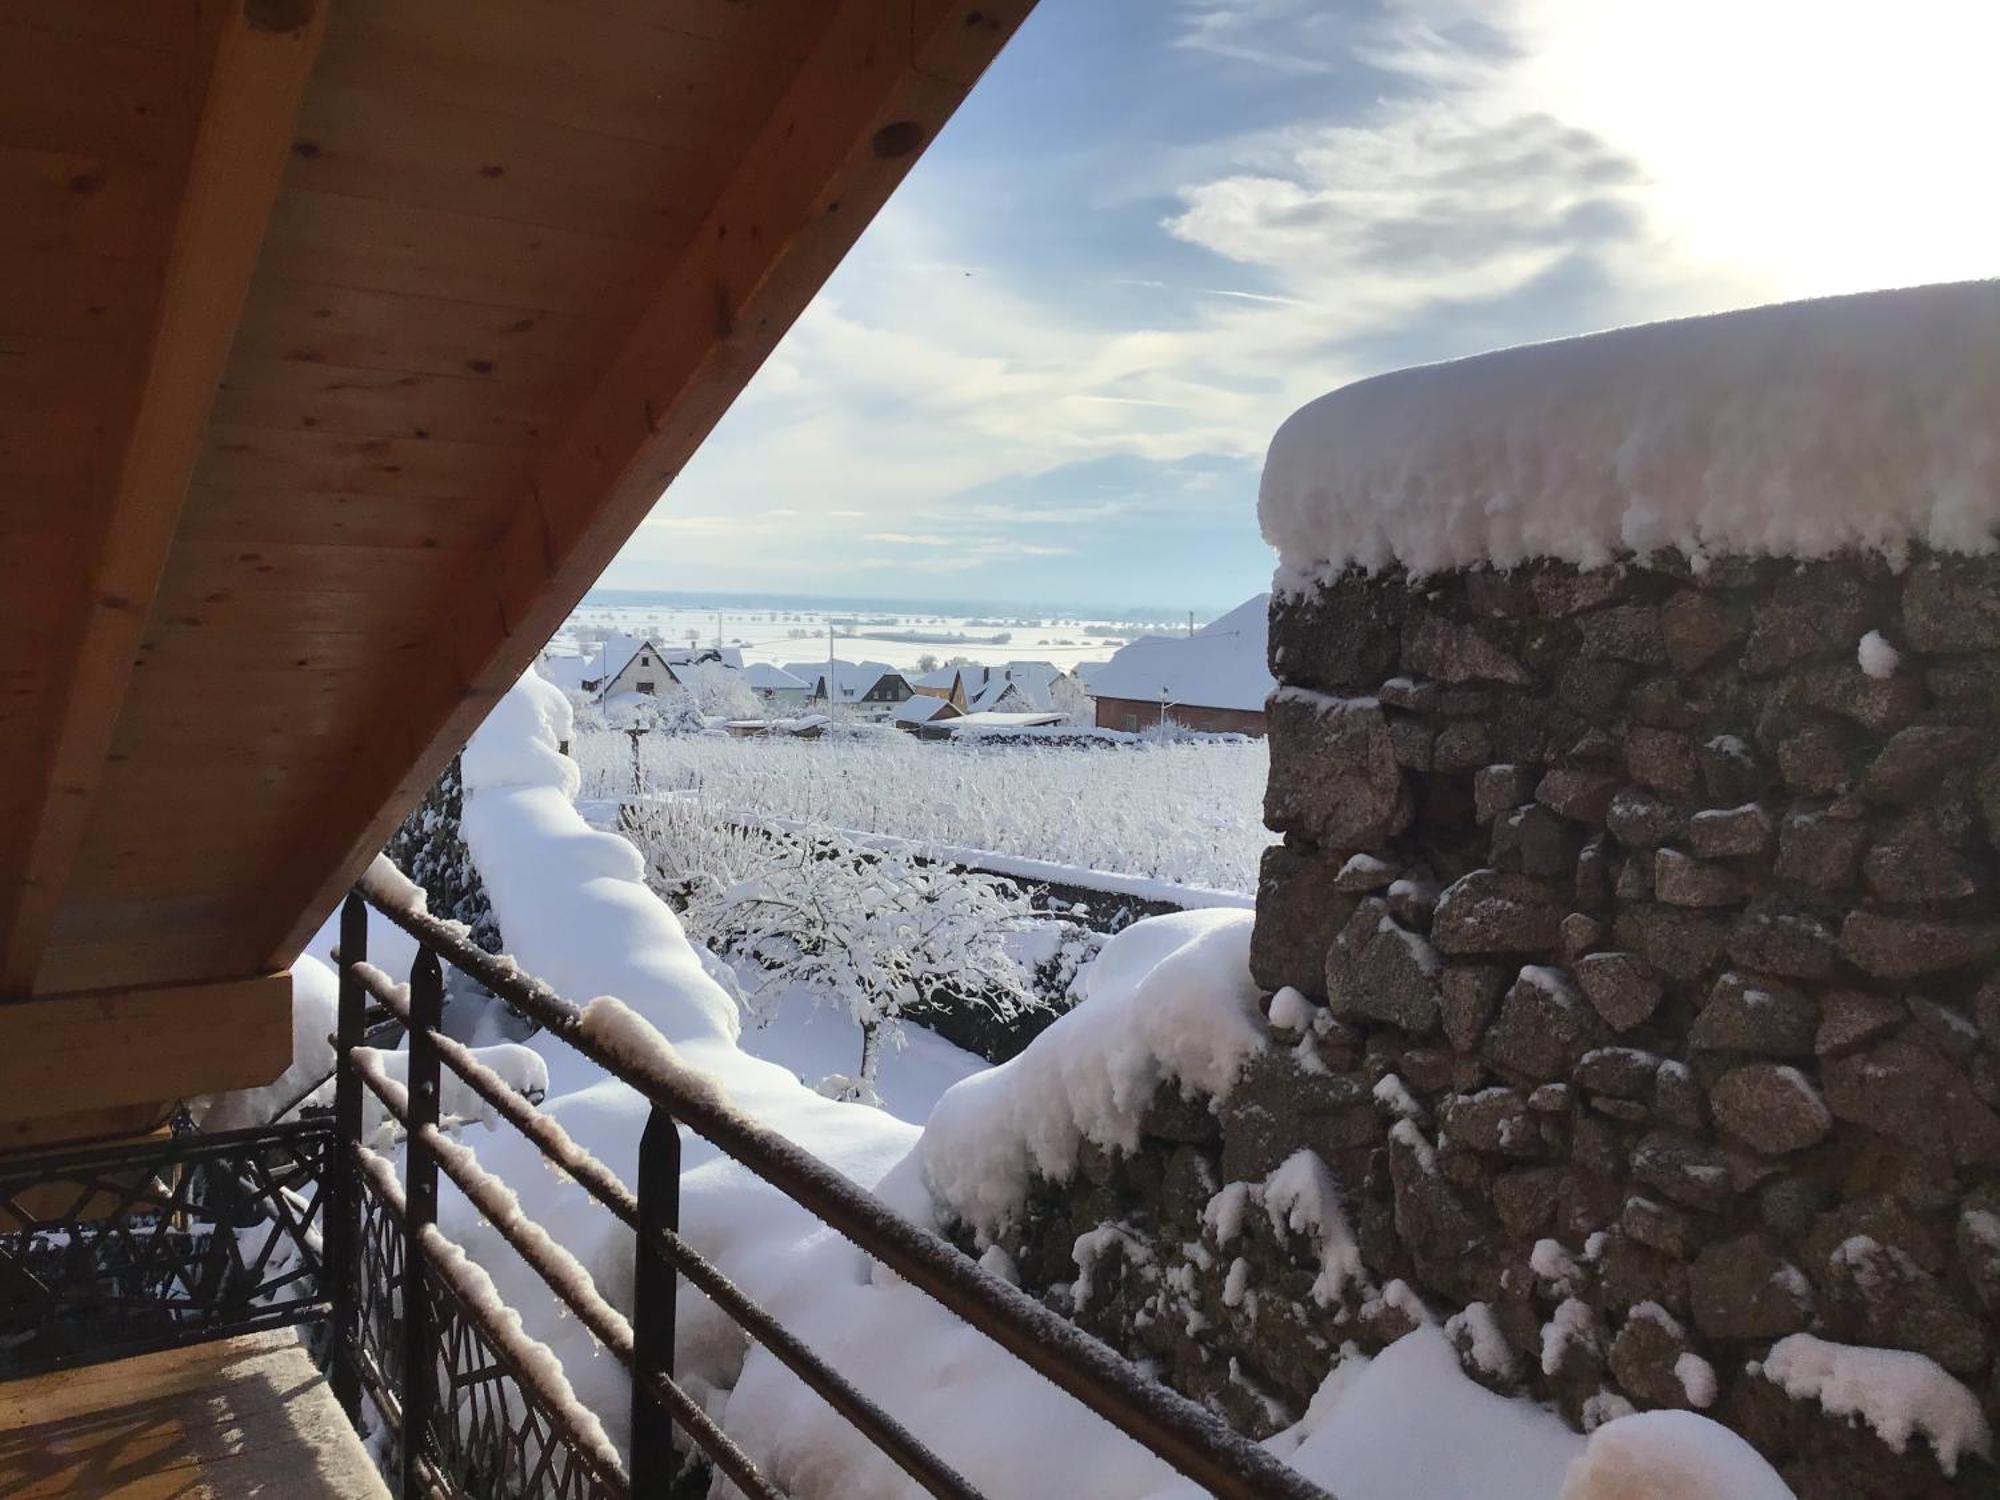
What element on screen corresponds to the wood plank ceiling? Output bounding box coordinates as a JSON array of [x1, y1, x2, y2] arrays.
[[0, 0, 1031, 1072]]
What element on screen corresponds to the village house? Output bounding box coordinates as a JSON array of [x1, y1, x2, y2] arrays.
[[744, 662, 812, 707], [909, 660, 1064, 713], [1085, 594, 1274, 735], [781, 659, 916, 720], [574, 634, 753, 704], [892, 693, 960, 730], [582, 633, 680, 697], [909, 664, 968, 705]]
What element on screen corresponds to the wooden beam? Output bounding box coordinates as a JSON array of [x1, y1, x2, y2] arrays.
[[263, 0, 1033, 960], [0, 0, 328, 995], [0, 972, 293, 1124], [0, 1102, 175, 1157]]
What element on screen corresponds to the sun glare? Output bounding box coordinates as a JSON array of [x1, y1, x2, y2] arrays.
[[1519, 0, 2000, 301]]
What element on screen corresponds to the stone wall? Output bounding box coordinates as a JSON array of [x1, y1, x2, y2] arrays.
[[972, 552, 2000, 1498]]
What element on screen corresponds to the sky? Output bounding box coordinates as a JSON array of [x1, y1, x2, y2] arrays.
[[598, 0, 2000, 617]]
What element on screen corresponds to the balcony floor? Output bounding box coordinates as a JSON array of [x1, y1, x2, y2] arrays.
[[0, 1328, 387, 1498]]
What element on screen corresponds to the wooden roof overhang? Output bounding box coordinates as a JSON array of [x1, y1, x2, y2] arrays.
[[0, 0, 1030, 1136]]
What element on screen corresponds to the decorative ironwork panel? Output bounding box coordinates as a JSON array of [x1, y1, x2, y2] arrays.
[[354, 1166, 619, 1500], [0, 1120, 332, 1377], [356, 1162, 408, 1410], [419, 1253, 617, 1500]]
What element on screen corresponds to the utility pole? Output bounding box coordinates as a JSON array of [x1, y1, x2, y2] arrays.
[[1187, 611, 1195, 638], [826, 618, 836, 715], [715, 610, 723, 651]]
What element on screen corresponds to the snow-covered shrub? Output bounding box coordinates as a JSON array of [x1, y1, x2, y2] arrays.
[[683, 825, 1050, 1095], [680, 662, 763, 720], [1048, 671, 1093, 725], [618, 797, 768, 910], [604, 688, 708, 735]]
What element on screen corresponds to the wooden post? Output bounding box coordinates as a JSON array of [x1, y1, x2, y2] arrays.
[[400, 946, 445, 1494], [327, 891, 367, 1420], [629, 1106, 682, 1495]]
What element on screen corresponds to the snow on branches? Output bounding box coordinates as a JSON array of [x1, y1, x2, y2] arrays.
[[617, 798, 1062, 1097]]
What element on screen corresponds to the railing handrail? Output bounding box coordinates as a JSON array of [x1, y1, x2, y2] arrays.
[[346, 959, 970, 1499], [350, 867, 1336, 1500]]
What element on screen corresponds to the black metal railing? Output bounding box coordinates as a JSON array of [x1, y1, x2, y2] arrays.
[[330, 864, 1335, 1500], [0, 859, 1334, 1498], [0, 1114, 332, 1379]]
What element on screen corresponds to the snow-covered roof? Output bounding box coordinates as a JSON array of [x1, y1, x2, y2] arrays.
[[1260, 278, 2000, 579], [781, 658, 902, 701], [1086, 595, 1274, 713], [586, 631, 651, 684], [893, 695, 956, 724], [966, 676, 1026, 712], [914, 661, 1060, 710], [1003, 659, 1059, 685], [537, 653, 589, 692], [1073, 660, 1110, 686], [745, 662, 808, 691], [997, 660, 1060, 709]]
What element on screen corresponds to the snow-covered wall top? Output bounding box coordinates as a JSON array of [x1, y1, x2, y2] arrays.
[[1260, 279, 2000, 580]]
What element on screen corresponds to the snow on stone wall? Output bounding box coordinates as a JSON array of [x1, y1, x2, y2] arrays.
[[1259, 279, 2000, 582]]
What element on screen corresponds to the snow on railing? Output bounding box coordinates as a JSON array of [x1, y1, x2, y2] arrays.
[[333, 862, 1336, 1500]]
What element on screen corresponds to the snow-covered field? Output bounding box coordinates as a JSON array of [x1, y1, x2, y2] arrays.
[[561, 599, 1150, 677], [578, 729, 1273, 893]]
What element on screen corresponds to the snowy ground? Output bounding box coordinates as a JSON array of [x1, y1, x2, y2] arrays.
[[727, 968, 989, 1127], [575, 728, 1272, 893]]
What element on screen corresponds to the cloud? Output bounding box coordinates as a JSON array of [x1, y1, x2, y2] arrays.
[[1165, 109, 1652, 329], [641, 514, 761, 536], [1172, 0, 1367, 76], [608, 0, 2000, 610], [972, 539, 1075, 558], [850, 537, 1078, 574]]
